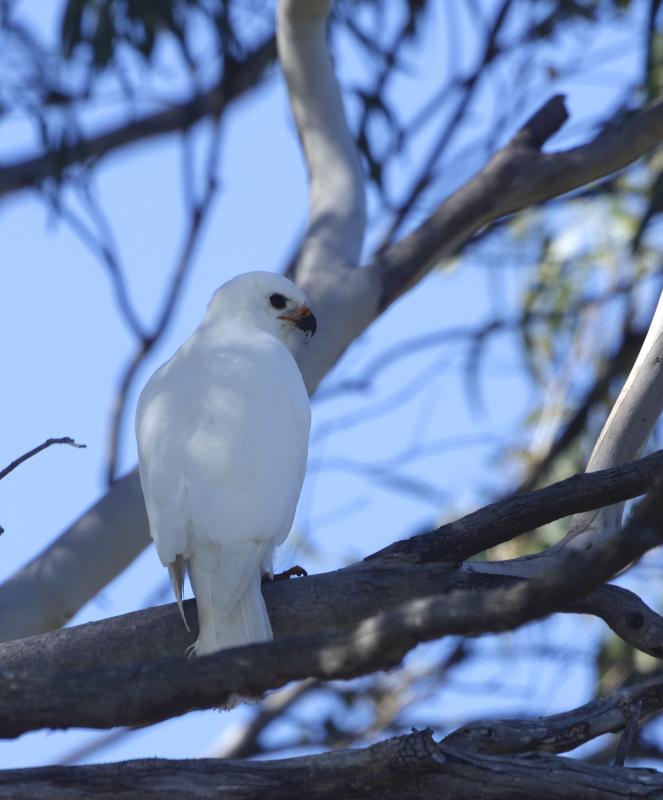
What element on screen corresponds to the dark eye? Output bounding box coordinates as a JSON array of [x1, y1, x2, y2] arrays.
[[269, 293, 287, 309]]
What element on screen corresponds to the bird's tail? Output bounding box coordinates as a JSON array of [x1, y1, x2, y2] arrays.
[[187, 544, 272, 657]]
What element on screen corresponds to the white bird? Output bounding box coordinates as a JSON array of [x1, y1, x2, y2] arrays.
[[135, 271, 315, 656]]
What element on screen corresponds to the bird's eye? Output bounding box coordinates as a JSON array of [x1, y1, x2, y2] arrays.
[[269, 293, 287, 309]]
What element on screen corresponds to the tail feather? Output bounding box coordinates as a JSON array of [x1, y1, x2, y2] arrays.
[[188, 557, 272, 656], [168, 555, 190, 632]]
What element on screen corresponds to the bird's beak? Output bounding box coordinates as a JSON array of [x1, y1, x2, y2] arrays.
[[280, 305, 317, 337]]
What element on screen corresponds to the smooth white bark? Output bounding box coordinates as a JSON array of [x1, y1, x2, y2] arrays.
[[277, 0, 379, 392], [278, 0, 366, 274], [563, 290, 663, 549], [0, 470, 148, 639]]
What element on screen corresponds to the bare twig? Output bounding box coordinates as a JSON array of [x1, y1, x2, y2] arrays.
[[319, 280, 650, 401], [0, 437, 85, 482], [46, 190, 146, 341], [0, 437, 86, 536], [514, 326, 647, 494]]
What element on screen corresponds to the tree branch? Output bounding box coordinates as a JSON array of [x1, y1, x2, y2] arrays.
[[0, 437, 86, 536], [563, 290, 663, 550], [0, 485, 660, 738], [278, 0, 366, 276], [0, 469, 148, 640], [0, 437, 85, 482], [2, 451, 663, 672], [374, 96, 663, 307], [2, 730, 662, 799], [0, 36, 276, 199], [444, 675, 663, 756], [2, 560, 662, 679], [277, 0, 376, 395], [373, 448, 663, 563]]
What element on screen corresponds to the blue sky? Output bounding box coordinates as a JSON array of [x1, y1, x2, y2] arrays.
[[0, 0, 653, 768]]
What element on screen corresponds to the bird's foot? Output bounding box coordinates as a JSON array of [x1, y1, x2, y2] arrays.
[[262, 565, 308, 584]]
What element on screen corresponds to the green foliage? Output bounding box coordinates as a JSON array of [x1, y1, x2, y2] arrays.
[[502, 170, 662, 492]]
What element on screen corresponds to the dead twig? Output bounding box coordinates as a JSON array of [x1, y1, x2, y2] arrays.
[[0, 437, 86, 535], [0, 437, 86, 482]]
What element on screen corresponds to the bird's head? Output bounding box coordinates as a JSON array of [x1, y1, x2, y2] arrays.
[[204, 271, 317, 344]]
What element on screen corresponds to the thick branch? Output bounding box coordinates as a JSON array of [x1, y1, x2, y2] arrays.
[[1, 731, 662, 799], [4, 561, 663, 679], [373, 448, 663, 563], [278, 0, 366, 274], [0, 469, 148, 640], [0, 487, 660, 737], [22, 431, 651, 656], [2, 452, 663, 675], [445, 674, 663, 755], [0, 36, 276, 199], [278, 0, 376, 394]]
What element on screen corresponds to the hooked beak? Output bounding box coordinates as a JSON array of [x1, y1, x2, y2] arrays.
[[279, 305, 317, 337]]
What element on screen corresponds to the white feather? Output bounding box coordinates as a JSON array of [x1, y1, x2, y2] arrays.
[[136, 272, 311, 655]]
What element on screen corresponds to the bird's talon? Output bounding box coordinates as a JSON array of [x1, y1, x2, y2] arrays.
[[270, 565, 307, 582]]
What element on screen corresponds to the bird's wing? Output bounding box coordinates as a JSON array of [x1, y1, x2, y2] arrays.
[[136, 359, 191, 566]]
